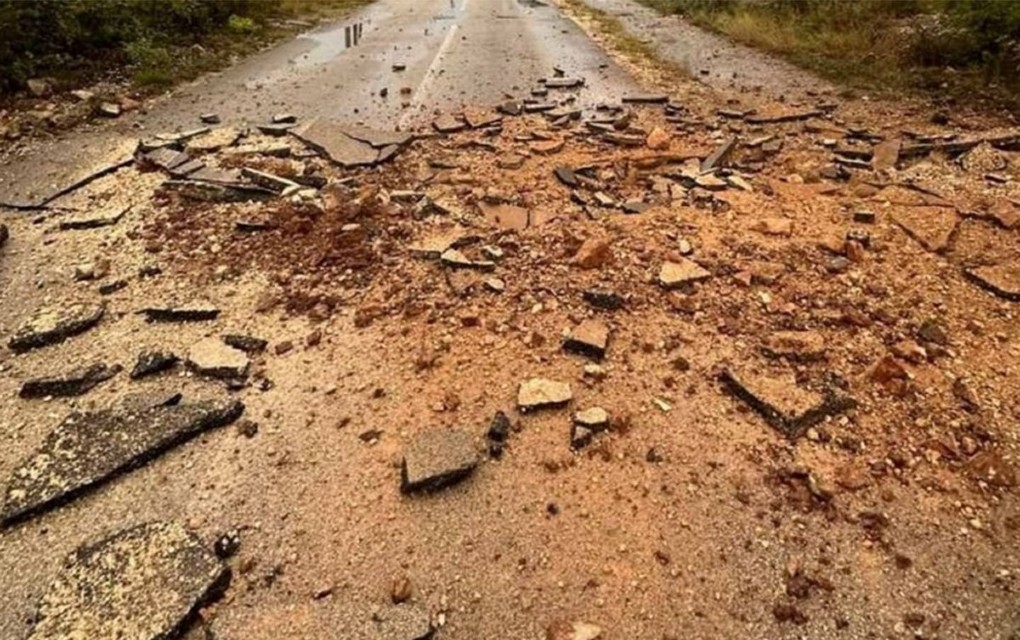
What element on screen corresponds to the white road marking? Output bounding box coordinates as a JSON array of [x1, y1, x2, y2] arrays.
[[398, 0, 470, 129]]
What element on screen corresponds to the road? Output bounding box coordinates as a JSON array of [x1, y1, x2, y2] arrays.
[[0, 0, 638, 205], [1, 1, 1019, 640]]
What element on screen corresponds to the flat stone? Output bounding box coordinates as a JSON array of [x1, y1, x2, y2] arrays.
[[433, 114, 466, 134], [872, 138, 901, 171], [290, 119, 380, 167], [574, 407, 609, 430], [763, 331, 827, 361], [339, 124, 414, 148], [131, 351, 179, 379], [603, 132, 644, 147], [58, 207, 129, 230], [518, 378, 572, 412], [893, 207, 958, 253], [409, 230, 468, 259], [701, 136, 738, 172], [531, 138, 565, 154], [1, 399, 243, 526], [187, 338, 250, 379], [694, 174, 727, 191], [256, 123, 294, 136], [223, 334, 268, 353], [139, 302, 219, 323], [751, 217, 793, 236], [139, 147, 192, 172], [440, 248, 495, 271], [984, 199, 1020, 229], [463, 106, 502, 129], [965, 264, 1020, 301], [240, 167, 299, 195], [554, 166, 578, 187], [185, 127, 241, 153], [27, 521, 229, 640], [720, 368, 856, 438], [401, 429, 478, 493], [563, 319, 610, 360], [20, 363, 121, 398], [9, 303, 104, 353], [658, 259, 711, 289], [497, 153, 526, 170], [622, 94, 668, 104], [200, 113, 220, 124]]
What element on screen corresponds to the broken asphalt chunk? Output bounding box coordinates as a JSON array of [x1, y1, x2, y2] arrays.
[[440, 248, 495, 271], [622, 94, 668, 104], [1, 399, 244, 526], [563, 319, 610, 360], [20, 363, 121, 398], [401, 428, 478, 493], [518, 378, 572, 412], [58, 206, 130, 231], [9, 303, 104, 353], [701, 136, 738, 173], [965, 265, 1020, 301], [433, 114, 466, 134], [223, 334, 268, 353], [131, 351, 179, 379], [583, 289, 624, 311], [187, 338, 250, 379], [658, 259, 711, 289], [26, 521, 229, 640], [139, 303, 220, 323], [291, 118, 403, 167], [719, 368, 856, 438]]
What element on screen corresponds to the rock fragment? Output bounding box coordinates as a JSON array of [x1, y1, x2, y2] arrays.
[[26, 522, 229, 640], [1, 399, 244, 525], [20, 363, 121, 398], [131, 351, 179, 379], [547, 620, 603, 640], [658, 259, 711, 289], [401, 429, 478, 493], [574, 407, 609, 430], [965, 265, 1020, 301], [720, 368, 856, 438], [518, 378, 572, 412], [139, 302, 220, 323], [223, 334, 268, 353], [563, 320, 610, 360], [8, 303, 104, 353], [701, 136, 737, 172], [187, 338, 250, 379], [572, 237, 613, 269], [763, 331, 827, 361]]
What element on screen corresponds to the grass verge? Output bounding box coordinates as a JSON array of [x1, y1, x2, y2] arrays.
[[639, 0, 1020, 108]]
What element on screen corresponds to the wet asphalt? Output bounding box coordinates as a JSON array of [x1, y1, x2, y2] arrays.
[[0, 0, 639, 205]]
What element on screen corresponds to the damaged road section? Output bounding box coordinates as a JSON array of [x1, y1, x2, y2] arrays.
[[1, 399, 244, 527], [28, 521, 229, 640]]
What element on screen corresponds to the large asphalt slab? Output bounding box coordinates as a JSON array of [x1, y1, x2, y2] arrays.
[[0, 0, 639, 206]]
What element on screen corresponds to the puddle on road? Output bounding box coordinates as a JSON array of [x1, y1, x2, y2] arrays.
[[292, 20, 369, 69]]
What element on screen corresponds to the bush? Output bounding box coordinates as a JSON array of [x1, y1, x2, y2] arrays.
[[0, 0, 286, 94]]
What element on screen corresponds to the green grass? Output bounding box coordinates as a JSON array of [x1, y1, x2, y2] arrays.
[[639, 0, 1020, 106]]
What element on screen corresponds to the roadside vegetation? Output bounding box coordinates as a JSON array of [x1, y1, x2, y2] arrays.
[[640, 0, 1020, 103], [0, 0, 368, 98]]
